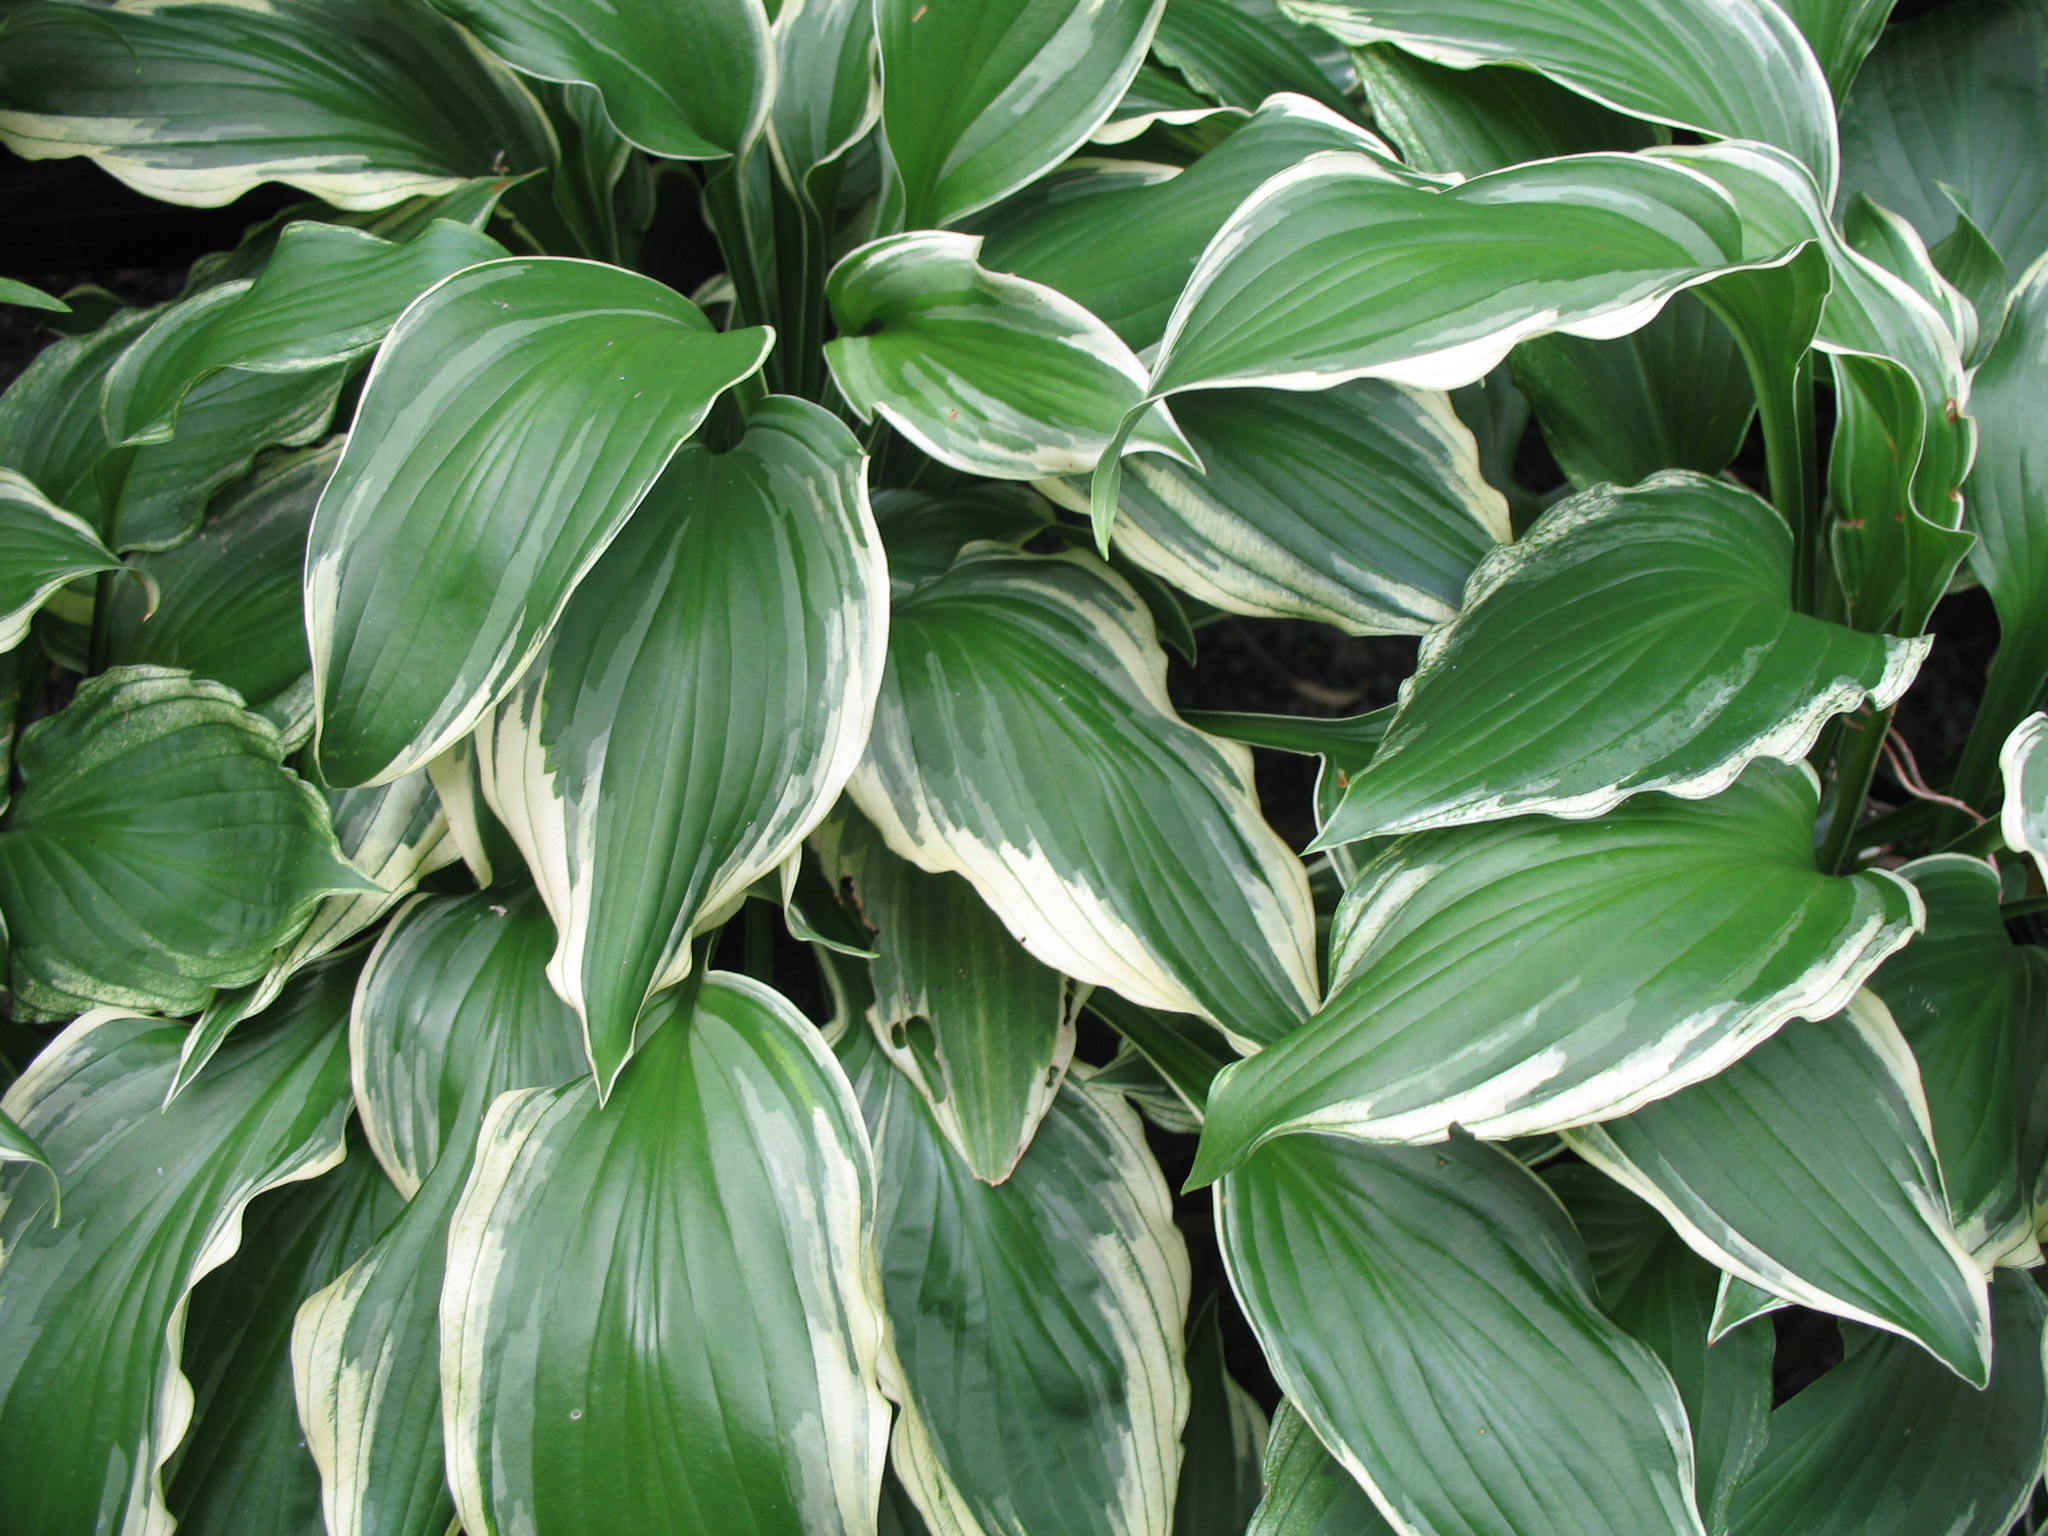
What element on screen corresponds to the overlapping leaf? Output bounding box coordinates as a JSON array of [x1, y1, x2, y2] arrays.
[[0, 467, 124, 653], [1219, 1133, 1707, 1536], [440, 975, 891, 1536], [850, 546, 1319, 1049], [1173, 1300, 1268, 1536], [479, 397, 887, 1093], [306, 257, 771, 787], [1194, 762, 1922, 1178], [1244, 1402, 1396, 1536], [1314, 473, 1926, 844]]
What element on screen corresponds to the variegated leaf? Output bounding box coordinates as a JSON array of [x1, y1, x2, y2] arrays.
[[0, 467, 125, 654], [2004, 713, 2048, 881]]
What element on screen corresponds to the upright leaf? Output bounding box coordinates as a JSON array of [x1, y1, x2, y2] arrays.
[[850, 547, 1319, 1049], [479, 398, 886, 1093], [876, 0, 1168, 226], [1173, 1299, 1269, 1536], [843, 1029, 1190, 1536], [0, 667, 372, 1020], [1314, 474, 1926, 844], [0, 978, 355, 1536], [441, 976, 891, 1536], [769, 0, 881, 198], [430, 0, 771, 160], [1769, 0, 1892, 99], [306, 257, 771, 786], [1193, 762, 1921, 1179], [1220, 1133, 1707, 1536], [0, 467, 124, 654], [2003, 713, 2048, 883]]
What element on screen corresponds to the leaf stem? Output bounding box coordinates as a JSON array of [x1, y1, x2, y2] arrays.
[[1941, 625, 2048, 836], [1817, 704, 1892, 874]]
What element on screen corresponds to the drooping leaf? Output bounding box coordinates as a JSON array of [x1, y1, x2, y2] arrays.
[[2003, 712, 2048, 883], [441, 975, 891, 1536], [305, 257, 771, 786], [876, 0, 1168, 227], [1564, 992, 1990, 1384], [1244, 1401, 1396, 1536], [1728, 1271, 2048, 1536], [1874, 855, 2048, 1266], [430, 0, 770, 160], [842, 1027, 1190, 1536], [0, 0, 559, 209], [101, 219, 504, 446], [1193, 761, 1921, 1179], [1044, 378, 1506, 635], [478, 397, 886, 1094], [1281, 0, 1838, 194], [293, 890, 587, 1536], [1547, 1166, 1772, 1534], [167, 1139, 403, 1536], [1220, 1133, 1707, 1536], [0, 666, 373, 1020], [1314, 473, 1926, 844], [819, 811, 1077, 1185], [850, 546, 1319, 1050], [1837, 0, 2048, 274], [826, 230, 1192, 481], [1172, 1297, 1269, 1536], [0, 977, 355, 1536], [0, 467, 125, 654]]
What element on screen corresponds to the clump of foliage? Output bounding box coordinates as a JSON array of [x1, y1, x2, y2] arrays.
[[0, 1, 2045, 1534]]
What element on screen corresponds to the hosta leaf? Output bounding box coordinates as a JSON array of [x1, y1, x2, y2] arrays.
[[1771, 0, 1891, 99], [2003, 713, 2048, 883], [770, 0, 880, 197], [1281, 0, 1837, 194], [1314, 474, 1926, 844], [102, 219, 503, 446], [1547, 1166, 1771, 1534], [441, 975, 890, 1536], [973, 96, 1394, 352], [1044, 378, 1506, 635], [106, 440, 334, 712], [0, 667, 372, 1020], [1088, 993, 1236, 1122], [1245, 1401, 1396, 1536], [0, 1106, 55, 1209], [1875, 855, 2048, 1266], [0, 977, 355, 1536], [1153, 0, 1355, 114], [1193, 761, 1921, 1178], [1838, 0, 2048, 273], [168, 1140, 403, 1536], [429, 0, 770, 160], [0, 277, 66, 312], [1219, 1133, 1706, 1536], [0, 0, 559, 209], [0, 467, 124, 653], [479, 398, 886, 1095], [841, 1028, 1190, 1536], [1565, 993, 1990, 1384], [1093, 66, 1240, 144], [826, 231, 1192, 481], [1510, 295, 1754, 489], [294, 890, 585, 1536], [870, 483, 1051, 594], [1173, 1298, 1269, 1536], [819, 811, 1077, 1185], [1728, 1271, 2048, 1536], [876, 0, 1168, 227], [850, 546, 1319, 1049], [306, 257, 771, 787], [1144, 150, 1785, 401]]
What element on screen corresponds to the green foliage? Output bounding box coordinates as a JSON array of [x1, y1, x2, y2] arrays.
[[1, 2, 2046, 1534]]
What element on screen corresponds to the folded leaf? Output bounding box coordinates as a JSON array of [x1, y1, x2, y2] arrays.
[[441, 975, 890, 1536], [1244, 1401, 1396, 1536], [0, 666, 372, 1020], [1565, 993, 1990, 1384], [0, 467, 124, 654], [306, 257, 771, 786], [430, 0, 770, 160], [876, 0, 1167, 226], [769, 0, 880, 199], [1728, 1271, 2048, 1536], [0, 978, 355, 1536], [1315, 473, 1926, 844], [2005, 713, 2048, 882], [479, 397, 886, 1094], [102, 219, 503, 445], [1219, 1133, 1707, 1536], [1045, 378, 1505, 636], [827, 230, 1192, 480], [1194, 761, 1921, 1178], [842, 1029, 1189, 1536], [850, 546, 1319, 1048], [819, 811, 1077, 1184], [1281, 0, 1837, 195], [0, 0, 558, 209]]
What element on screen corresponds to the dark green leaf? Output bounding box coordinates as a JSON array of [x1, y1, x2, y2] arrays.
[[1173, 1297, 1269, 1536], [0, 467, 125, 653], [1244, 1401, 1396, 1536]]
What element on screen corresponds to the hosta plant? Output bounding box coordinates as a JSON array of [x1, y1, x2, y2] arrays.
[[2, 0, 2048, 1534]]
